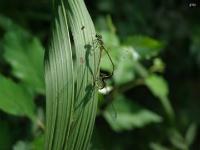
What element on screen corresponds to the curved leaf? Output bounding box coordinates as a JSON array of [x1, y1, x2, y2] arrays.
[[45, 0, 99, 149]]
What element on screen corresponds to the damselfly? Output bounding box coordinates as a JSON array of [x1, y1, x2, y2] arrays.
[[81, 26, 115, 89], [93, 34, 115, 89]]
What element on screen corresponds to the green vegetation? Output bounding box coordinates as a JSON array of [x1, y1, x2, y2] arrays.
[[0, 0, 199, 150]]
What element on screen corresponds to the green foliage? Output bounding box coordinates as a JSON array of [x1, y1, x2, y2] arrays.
[[31, 135, 44, 150], [13, 135, 44, 150], [185, 123, 197, 147], [13, 141, 29, 150], [150, 143, 170, 150], [145, 74, 169, 98], [0, 0, 199, 149], [104, 95, 162, 132], [124, 36, 164, 59], [113, 49, 136, 85], [0, 16, 45, 94], [0, 74, 35, 120], [0, 16, 43, 149], [99, 26, 174, 124], [145, 74, 174, 120]]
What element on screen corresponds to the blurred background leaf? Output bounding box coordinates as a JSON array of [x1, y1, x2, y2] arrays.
[[124, 36, 164, 59], [104, 95, 162, 132], [0, 74, 35, 120], [0, 16, 44, 94]]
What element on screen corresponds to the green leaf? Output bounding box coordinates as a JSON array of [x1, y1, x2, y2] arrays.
[[1, 16, 45, 94], [0, 74, 35, 120], [113, 47, 135, 85], [169, 129, 188, 150], [150, 143, 170, 150], [150, 58, 165, 73], [99, 31, 120, 73], [100, 31, 120, 47], [45, 0, 99, 149], [104, 95, 162, 132], [12, 135, 44, 150], [185, 123, 197, 146], [145, 74, 174, 119], [31, 135, 44, 150], [13, 141, 29, 150], [124, 35, 163, 59], [145, 74, 169, 98]]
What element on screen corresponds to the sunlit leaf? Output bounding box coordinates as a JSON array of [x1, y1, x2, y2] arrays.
[[145, 74, 169, 98], [124, 35, 163, 59], [113, 47, 135, 85], [100, 31, 120, 47], [145, 74, 174, 119], [99, 32, 120, 73], [104, 95, 162, 132]]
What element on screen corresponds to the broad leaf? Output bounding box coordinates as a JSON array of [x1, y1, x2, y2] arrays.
[[0, 16, 45, 94], [169, 129, 188, 150], [0, 74, 36, 120], [113, 47, 136, 85], [99, 32, 120, 73], [124, 36, 163, 59], [100, 31, 120, 47], [145, 74, 169, 98], [145, 74, 174, 119], [104, 95, 162, 132], [185, 123, 197, 146]]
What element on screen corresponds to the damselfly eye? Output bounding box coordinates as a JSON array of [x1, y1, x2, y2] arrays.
[[95, 34, 102, 39]]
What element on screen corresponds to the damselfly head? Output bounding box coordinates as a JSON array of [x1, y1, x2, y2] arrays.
[[95, 34, 102, 39]]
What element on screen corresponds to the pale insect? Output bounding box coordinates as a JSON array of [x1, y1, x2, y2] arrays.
[[93, 34, 115, 89], [81, 25, 115, 89], [92, 33, 116, 119]]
